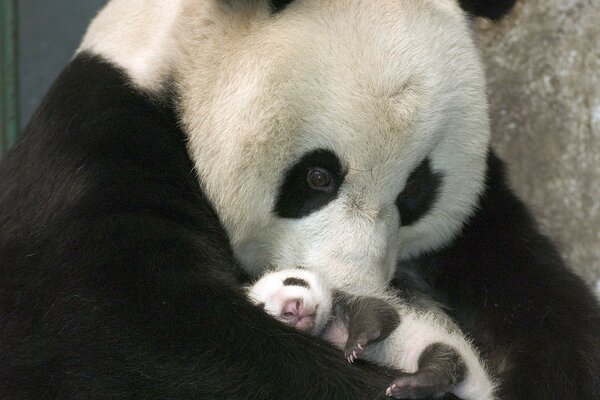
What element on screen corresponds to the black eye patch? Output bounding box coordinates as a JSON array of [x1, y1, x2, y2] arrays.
[[396, 158, 443, 226], [274, 149, 345, 219], [269, 0, 295, 13]]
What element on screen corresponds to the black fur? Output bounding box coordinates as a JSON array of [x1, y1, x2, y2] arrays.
[[274, 149, 345, 219], [283, 277, 310, 288], [457, 0, 518, 21], [394, 152, 600, 399], [396, 158, 443, 226], [270, 0, 295, 14], [0, 53, 401, 399]]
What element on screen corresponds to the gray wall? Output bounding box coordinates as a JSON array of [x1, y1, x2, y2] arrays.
[[18, 0, 105, 127]]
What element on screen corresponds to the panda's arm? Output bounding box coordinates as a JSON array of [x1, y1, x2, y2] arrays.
[[0, 53, 399, 400]]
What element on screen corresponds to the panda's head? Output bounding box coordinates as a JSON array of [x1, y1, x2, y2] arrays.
[[81, 0, 515, 292]]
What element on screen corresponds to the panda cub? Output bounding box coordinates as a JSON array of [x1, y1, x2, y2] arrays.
[[248, 268, 496, 400]]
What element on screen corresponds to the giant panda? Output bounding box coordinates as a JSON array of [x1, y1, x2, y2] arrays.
[[0, 0, 599, 399]]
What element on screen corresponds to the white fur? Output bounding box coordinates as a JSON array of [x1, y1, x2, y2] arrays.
[[79, 0, 490, 293], [78, 0, 184, 92]]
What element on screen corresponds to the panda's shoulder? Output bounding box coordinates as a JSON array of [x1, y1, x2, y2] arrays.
[[0, 52, 226, 267]]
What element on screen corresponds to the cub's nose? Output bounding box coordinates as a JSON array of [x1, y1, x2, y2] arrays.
[[282, 299, 303, 320], [280, 299, 315, 332]]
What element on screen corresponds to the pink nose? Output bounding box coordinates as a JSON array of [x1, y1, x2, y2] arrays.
[[282, 299, 303, 321], [280, 299, 315, 332]]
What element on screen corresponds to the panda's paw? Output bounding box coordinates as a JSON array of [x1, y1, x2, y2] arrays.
[[247, 268, 333, 335]]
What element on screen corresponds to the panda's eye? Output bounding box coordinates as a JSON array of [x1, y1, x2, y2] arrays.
[[307, 168, 332, 191], [401, 179, 419, 197], [274, 149, 346, 219]]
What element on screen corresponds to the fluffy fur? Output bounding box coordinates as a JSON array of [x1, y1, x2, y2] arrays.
[[1, 0, 599, 399]]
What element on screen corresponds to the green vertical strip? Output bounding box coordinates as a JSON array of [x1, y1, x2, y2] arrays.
[[1, 0, 20, 154]]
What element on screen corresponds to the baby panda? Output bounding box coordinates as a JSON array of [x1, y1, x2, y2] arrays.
[[248, 268, 496, 400]]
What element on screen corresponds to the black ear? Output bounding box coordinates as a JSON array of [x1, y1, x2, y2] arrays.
[[458, 0, 517, 20]]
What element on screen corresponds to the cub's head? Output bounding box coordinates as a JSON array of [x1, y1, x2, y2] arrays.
[[81, 0, 515, 292]]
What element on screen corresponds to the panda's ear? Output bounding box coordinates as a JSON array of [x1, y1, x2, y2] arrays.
[[457, 0, 517, 21]]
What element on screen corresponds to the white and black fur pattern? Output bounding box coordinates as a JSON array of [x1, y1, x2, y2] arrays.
[[1, 0, 599, 399], [248, 268, 497, 400]]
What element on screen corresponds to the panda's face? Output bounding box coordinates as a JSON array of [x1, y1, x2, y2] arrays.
[[81, 0, 490, 292], [175, 0, 489, 291]]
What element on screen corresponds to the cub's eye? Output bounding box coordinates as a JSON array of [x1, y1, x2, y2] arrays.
[[307, 168, 332, 190]]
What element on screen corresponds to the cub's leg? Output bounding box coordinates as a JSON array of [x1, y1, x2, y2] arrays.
[[386, 342, 466, 399]]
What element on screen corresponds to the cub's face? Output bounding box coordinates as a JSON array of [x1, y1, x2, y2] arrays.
[[178, 0, 490, 291], [82, 0, 492, 292]]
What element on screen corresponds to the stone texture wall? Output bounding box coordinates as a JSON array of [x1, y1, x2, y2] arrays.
[[477, 0, 600, 290]]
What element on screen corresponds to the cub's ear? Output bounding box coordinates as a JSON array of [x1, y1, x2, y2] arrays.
[[458, 0, 517, 20]]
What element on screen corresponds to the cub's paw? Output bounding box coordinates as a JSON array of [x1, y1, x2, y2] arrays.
[[247, 268, 333, 335], [335, 295, 401, 363]]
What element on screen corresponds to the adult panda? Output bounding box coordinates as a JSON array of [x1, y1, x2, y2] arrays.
[[0, 0, 598, 399]]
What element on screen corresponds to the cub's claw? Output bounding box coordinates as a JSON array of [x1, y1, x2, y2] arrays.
[[344, 335, 371, 363]]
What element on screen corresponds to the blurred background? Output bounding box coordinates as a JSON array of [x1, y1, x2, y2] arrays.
[[1, 0, 599, 292]]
